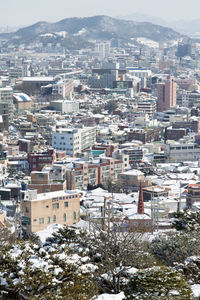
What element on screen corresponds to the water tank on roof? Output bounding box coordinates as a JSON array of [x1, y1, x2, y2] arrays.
[[21, 182, 27, 191]]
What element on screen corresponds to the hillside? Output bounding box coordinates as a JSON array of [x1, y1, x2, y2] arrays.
[[0, 15, 183, 49]]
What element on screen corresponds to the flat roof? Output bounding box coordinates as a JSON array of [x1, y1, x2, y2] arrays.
[[23, 77, 54, 82], [31, 190, 79, 202]]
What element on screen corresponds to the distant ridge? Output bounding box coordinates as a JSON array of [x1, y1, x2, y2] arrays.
[[0, 15, 183, 49]]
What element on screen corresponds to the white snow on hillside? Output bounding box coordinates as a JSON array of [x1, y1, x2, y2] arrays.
[[74, 28, 87, 36]]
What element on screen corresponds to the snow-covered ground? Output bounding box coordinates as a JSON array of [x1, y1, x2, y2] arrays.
[[97, 292, 124, 300]]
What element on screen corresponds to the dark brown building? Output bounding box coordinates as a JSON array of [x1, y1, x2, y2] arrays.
[[28, 149, 55, 172]]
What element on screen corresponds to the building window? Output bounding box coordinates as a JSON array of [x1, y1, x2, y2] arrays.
[[64, 201, 68, 207], [39, 218, 44, 224], [25, 207, 29, 213], [73, 211, 76, 220], [47, 216, 50, 224], [53, 215, 56, 222], [53, 203, 59, 209], [63, 213, 66, 222]]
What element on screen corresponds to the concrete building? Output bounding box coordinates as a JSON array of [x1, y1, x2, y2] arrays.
[[95, 42, 110, 59], [118, 169, 152, 190], [157, 76, 176, 112], [22, 189, 80, 233], [186, 184, 200, 208], [28, 149, 56, 172], [121, 147, 143, 166], [13, 93, 32, 112], [165, 142, 200, 162], [66, 157, 124, 190], [49, 100, 79, 114], [22, 77, 54, 95], [28, 169, 66, 194], [52, 127, 96, 156], [137, 100, 157, 117], [0, 86, 13, 130], [52, 79, 74, 99], [128, 68, 152, 88]]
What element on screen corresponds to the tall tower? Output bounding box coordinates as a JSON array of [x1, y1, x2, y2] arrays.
[[157, 76, 176, 112], [137, 182, 144, 214]]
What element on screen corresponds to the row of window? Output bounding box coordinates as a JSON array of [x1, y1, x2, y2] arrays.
[[52, 202, 68, 209], [52, 194, 78, 202], [38, 212, 77, 224], [170, 146, 194, 150]]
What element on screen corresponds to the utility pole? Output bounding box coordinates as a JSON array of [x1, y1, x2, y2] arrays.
[[151, 190, 154, 234], [14, 196, 23, 240], [107, 201, 111, 235]]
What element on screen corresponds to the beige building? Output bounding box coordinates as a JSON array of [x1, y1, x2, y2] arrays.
[[28, 170, 66, 194], [66, 158, 124, 190], [118, 169, 152, 190], [22, 189, 80, 233]]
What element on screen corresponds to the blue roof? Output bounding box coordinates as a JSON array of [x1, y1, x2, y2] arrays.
[[19, 95, 28, 102]]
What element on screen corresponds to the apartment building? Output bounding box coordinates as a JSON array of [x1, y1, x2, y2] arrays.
[[0, 86, 13, 130], [52, 79, 74, 99], [157, 76, 176, 112], [28, 149, 56, 172], [137, 100, 156, 117], [66, 158, 124, 190], [122, 147, 143, 166], [52, 126, 96, 156], [165, 142, 200, 162], [22, 189, 80, 233]]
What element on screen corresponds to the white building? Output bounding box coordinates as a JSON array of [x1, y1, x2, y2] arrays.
[[137, 100, 157, 117], [128, 69, 152, 88], [95, 42, 111, 59], [52, 80, 74, 99], [52, 126, 96, 156], [165, 141, 200, 162], [50, 100, 79, 113]]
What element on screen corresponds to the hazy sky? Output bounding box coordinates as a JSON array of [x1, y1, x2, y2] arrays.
[[1, 0, 200, 27]]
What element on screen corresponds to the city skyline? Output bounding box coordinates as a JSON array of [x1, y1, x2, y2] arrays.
[[1, 0, 200, 28]]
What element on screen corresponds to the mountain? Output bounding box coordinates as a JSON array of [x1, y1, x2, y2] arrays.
[[117, 13, 169, 27], [118, 13, 200, 35], [0, 15, 183, 49]]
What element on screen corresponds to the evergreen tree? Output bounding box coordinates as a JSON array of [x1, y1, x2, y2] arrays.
[[123, 266, 194, 300], [150, 231, 200, 266], [0, 237, 98, 299], [172, 210, 200, 231]]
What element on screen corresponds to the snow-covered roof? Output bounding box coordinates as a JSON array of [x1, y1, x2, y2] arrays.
[[13, 93, 32, 102]]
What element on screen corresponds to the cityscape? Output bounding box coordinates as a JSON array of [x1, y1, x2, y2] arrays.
[[1, 2, 200, 299]]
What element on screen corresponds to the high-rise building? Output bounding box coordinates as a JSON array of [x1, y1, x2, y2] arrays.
[[0, 86, 13, 130], [157, 77, 176, 112]]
